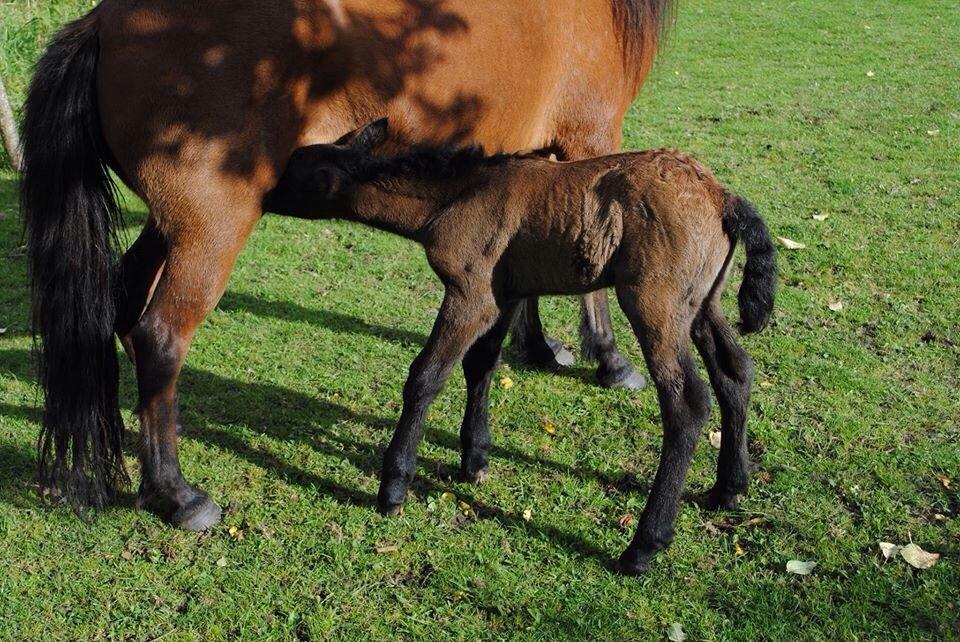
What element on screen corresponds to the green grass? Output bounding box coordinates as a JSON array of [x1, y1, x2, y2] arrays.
[[1, 0, 959, 639]]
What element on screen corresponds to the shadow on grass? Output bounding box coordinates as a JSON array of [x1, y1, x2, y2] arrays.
[[0, 347, 619, 562], [217, 290, 634, 389]]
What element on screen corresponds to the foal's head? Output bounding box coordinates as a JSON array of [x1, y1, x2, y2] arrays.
[[266, 119, 390, 217]]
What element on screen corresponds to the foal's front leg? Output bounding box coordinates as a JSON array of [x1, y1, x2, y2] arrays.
[[459, 303, 519, 483], [378, 290, 500, 514]]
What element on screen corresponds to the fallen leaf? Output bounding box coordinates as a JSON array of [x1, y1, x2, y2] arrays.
[[759, 381, 774, 388], [828, 301, 844, 312], [499, 376, 514, 390], [120, 550, 133, 561], [704, 522, 721, 536], [228, 526, 244, 542], [667, 622, 686, 642], [933, 513, 945, 521], [440, 491, 456, 503], [618, 514, 635, 530], [879, 542, 900, 560], [936, 474, 952, 490], [901, 543, 939, 569], [0, 327, 7, 335], [927, 129, 940, 136], [542, 420, 556, 435], [812, 213, 830, 221], [866, 69, 875, 77], [258, 525, 275, 539], [215, 556, 228, 567], [735, 541, 746, 557], [375, 544, 399, 554], [740, 517, 766, 528], [776, 236, 806, 250], [709, 430, 722, 449], [786, 559, 817, 575], [522, 508, 532, 522]]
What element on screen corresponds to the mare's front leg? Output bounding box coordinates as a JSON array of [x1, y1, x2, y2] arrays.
[[378, 290, 500, 514], [459, 303, 519, 484], [614, 285, 712, 574]]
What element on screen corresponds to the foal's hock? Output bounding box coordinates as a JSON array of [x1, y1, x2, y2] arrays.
[[267, 119, 777, 574]]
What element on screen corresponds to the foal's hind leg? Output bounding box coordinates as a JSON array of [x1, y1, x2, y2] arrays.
[[124, 197, 260, 530], [614, 285, 711, 574], [459, 303, 519, 484], [692, 302, 755, 510]]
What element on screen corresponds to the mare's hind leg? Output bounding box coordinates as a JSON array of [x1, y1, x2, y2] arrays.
[[692, 302, 755, 510], [510, 299, 574, 368], [459, 302, 519, 484], [379, 290, 500, 514], [614, 284, 711, 575], [557, 137, 643, 390], [123, 196, 260, 531], [581, 290, 646, 390]]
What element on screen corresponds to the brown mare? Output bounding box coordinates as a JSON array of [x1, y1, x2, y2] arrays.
[[21, 0, 672, 528], [265, 120, 777, 573]]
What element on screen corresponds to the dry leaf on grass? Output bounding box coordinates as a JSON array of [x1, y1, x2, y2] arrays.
[[879, 542, 900, 560], [618, 514, 635, 530], [828, 301, 844, 312], [375, 544, 399, 554], [936, 474, 952, 490], [777, 236, 806, 250], [499, 376, 514, 390], [786, 559, 817, 575], [522, 508, 532, 522], [900, 543, 939, 569], [542, 420, 556, 435], [812, 213, 830, 221], [709, 430, 722, 449], [215, 556, 228, 567], [228, 526, 244, 542], [667, 623, 686, 642]]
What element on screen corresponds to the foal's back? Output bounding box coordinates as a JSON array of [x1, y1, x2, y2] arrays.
[[492, 150, 731, 298]]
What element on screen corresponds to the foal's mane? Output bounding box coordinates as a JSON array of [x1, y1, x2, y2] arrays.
[[348, 144, 522, 183]]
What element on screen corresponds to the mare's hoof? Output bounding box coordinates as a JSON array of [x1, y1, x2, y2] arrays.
[[704, 486, 743, 512], [461, 467, 490, 485], [173, 494, 222, 532], [598, 364, 646, 391], [524, 337, 575, 370]]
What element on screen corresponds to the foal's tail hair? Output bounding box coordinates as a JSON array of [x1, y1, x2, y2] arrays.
[[722, 193, 777, 333], [20, 9, 127, 512]]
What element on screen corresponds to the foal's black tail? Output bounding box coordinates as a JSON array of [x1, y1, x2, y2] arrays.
[[722, 193, 777, 333], [20, 9, 127, 511]]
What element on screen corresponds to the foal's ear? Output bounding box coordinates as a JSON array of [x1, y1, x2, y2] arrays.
[[350, 118, 390, 152]]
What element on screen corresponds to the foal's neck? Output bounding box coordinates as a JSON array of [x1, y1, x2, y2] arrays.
[[348, 172, 481, 242]]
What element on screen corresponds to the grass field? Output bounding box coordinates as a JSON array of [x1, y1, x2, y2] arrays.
[[1, 1, 959, 639]]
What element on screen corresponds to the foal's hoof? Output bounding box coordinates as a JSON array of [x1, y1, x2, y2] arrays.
[[378, 503, 404, 517], [613, 550, 654, 576], [598, 364, 646, 391], [173, 494, 222, 532], [461, 467, 490, 485], [704, 486, 743, 512]]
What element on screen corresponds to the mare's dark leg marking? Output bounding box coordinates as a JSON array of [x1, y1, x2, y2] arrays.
[[510, 298, 574, 369]]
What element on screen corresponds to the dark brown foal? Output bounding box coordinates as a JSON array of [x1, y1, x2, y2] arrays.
[[266, 120, 777, 573]]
